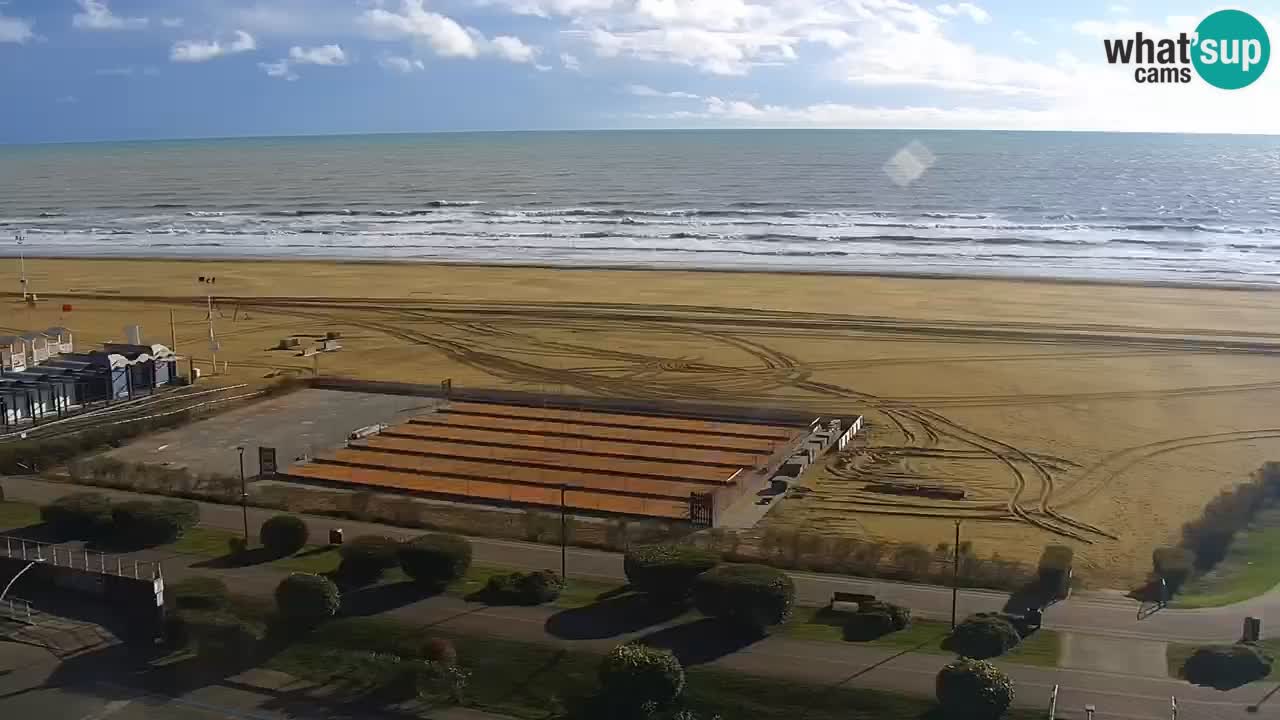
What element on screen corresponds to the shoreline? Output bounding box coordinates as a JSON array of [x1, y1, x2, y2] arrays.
[[5, 253, 1277, 294]]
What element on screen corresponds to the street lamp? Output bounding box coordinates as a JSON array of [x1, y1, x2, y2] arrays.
[[236, 446, 248, 541], [952, 519, 961, 628], [558, 484, 568, 581]]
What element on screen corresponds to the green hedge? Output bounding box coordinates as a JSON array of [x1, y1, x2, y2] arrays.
[[40, 492, 113, 539], [260, 515, 309, 557], [598, 643, 685, 712], [482, 569, 564, 605], [623, 544, 720, 602], [337, 535, 400, 586], [1182, 644, 1273, 690], [949, 614, 1021, 660], [935, 658, 1014, 720], [110, 499, 199, 546], [398, 533, 473, 588], [692, 563, 795, 632], [275, 573, 341, 627]]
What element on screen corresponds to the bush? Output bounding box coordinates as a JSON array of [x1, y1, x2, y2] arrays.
[[260, 515, 308, 557], [40, 493, 113, 539], [398, 533, 473, 588], [176, 611, 262, 667], [1153, 547, 1195, 595], [275, 573, 341, 627], [337, 535, 400, 586], [228, 536, 248, 556], [482, 569, 565, 605], [1182, 644, 1273, 690], [844, 610, 896, 641], [860, 600, 911, 630], [421, 637, 458, 666], [949, 614, 1021, 659], [692, 563, 795, 632], [936, 658, 1014, 719], [624, 544, 720, 602], [1036, 545, 1073, 596], [170, 576, 229, 611], [598, 643, 685, 712], [110, 499, 199, 546]]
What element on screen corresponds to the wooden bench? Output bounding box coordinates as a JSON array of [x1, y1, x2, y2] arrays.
[[830, 591, 876, 609]]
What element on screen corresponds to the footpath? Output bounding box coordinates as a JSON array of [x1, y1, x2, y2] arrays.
[[4, 477, 1280, 719]]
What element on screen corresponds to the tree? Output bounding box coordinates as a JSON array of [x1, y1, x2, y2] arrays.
[[274, 573, 341, 626], [949, 614, 1021, 659], [259, 515, 308, 557], [1182, 644, 1273, 690], [397, 533, 473, 589], [40, 492, 113, 539], [598, 643, 685, 712], [337, 534, 400, 586], [624, 544, 720, 603], [936, 658, 1014, 719], [692, 563, 795, 633]]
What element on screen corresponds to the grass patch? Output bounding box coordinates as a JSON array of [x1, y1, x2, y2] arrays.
[[1174, 509, 1280, 608], [266, 615, 1044, 720], [169, 526, 239, 557], [780, 607, 1059, 667], [0, 501, 41, 532], [1167, 640, 1280, 681]]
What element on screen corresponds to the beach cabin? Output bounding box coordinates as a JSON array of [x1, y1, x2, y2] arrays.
[[0, 336, 27, 373], [100, 343, 179, 397], [44, 327, 74, 355], [18, 333, 50, 364]]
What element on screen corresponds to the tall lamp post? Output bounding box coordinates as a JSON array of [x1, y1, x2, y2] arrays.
[[558, 484, 568, 580], [236, 446, 248, 542], [951, 519, 961, 628]]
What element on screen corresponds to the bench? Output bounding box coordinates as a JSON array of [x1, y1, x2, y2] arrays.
[[830, 591, 876, 610]]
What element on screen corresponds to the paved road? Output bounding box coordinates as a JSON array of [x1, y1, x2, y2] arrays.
[[3, 476, 1267, 643]]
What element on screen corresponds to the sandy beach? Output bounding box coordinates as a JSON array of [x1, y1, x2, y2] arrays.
[[5, 257, 1280, 587]]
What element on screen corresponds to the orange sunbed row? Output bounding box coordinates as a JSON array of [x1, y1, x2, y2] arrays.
[[410, 414, 776, 453], [443, 401, 800, 440]]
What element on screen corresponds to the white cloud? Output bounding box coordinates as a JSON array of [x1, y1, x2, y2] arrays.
[[626, 84, 699, 99], [360, 0, 481, 58], [380, 55, 425, 73], [560, 52, 581, 71], [935, 3, 991, 24], [289, 44, 348, 66], [171, 30, 257, 63], [259, 60, 298, 81], [1107, 4, 1131, 14], [0, 12, 33, 43], [72, 0, 147, 31], [1011, 30, 1036, 46], [1071, 16, 1198, 39], [491, 35, 539, 63], [161, 17, 184, 28]]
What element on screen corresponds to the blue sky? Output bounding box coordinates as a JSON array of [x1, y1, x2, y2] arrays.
[[0, 0, 1277, 142]]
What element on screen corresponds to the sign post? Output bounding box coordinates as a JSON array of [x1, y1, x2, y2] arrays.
[[258, 446, 277, 478]]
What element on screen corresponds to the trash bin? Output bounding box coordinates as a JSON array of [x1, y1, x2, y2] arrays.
[[329, 528, 344, 545], [1244, 616, 1262, 642]]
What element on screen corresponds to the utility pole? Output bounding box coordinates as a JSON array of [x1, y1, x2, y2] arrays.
[[15, 231, 27, 301], [952, 519, 961, 628], [236, 446, 248, 542], [169, 308, 178, 351], [559, 484, 568, 580], [207, 294, 218, 375]]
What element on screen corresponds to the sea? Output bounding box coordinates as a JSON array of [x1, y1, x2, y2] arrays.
[[2, 129, 1280, 285]]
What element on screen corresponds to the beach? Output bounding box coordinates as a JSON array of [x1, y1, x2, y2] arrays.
[[5, 257, 1280, 586]]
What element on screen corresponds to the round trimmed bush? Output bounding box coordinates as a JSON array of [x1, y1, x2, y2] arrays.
[[397, 533, 473, 588], [275, 572, 341, 626], [936, 658, 1014, 719], [623, 544, 720, 602], [844, 610, 896, 641], [422, 637, 458, 666], [1183, 644, 1273, 690], [950, 614, 1021, 659], [171, 576, 229, 611], [260, 515, 308, 557], [692, 563, 795, 632], [598, 643, 685, 710], [337, 535, 400, 586], [860, 600, 911, 631], [111, 499, 199, 546], [41, 493, 112, 539]]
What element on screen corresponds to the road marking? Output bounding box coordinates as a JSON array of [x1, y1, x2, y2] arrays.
[[80, 700, 130, 720]]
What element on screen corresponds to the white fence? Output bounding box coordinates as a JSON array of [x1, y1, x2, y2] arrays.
[[2, 535, 162, 580]]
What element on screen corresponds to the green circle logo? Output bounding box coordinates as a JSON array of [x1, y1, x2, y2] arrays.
[[1193, 9, 1270, 89]]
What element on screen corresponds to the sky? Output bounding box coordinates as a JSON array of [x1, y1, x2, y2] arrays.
[[0, 0, 1277, 142]]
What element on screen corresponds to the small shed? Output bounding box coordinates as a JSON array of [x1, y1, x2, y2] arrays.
[[0, 336, 27, 373], [44, 327, 74, 355], [18, 333, 50, 364]]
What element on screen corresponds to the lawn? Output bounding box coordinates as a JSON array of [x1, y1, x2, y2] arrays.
[[265, 615, 1045, 720], [1174, 509, 1280, 608], [782, 606, 1061, 668], [1166, 639, 1280, 681], [0, 501, 41, 532]]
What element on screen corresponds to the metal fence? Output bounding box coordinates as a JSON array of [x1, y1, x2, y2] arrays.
[[0, 596, 36, 624], [2, 535, 162, 580]]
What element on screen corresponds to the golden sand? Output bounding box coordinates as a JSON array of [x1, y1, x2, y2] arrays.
[[6, 257, 1280, 586]]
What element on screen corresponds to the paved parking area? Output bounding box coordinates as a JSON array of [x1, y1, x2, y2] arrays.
[[106, 389, 440, 478]]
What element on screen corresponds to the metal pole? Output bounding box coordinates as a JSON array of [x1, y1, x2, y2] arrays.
[[560, 484, 567, 580], [952, 519, 961, 628], [1049, 684, 1059, 720], [238, 446, 248, 541]]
